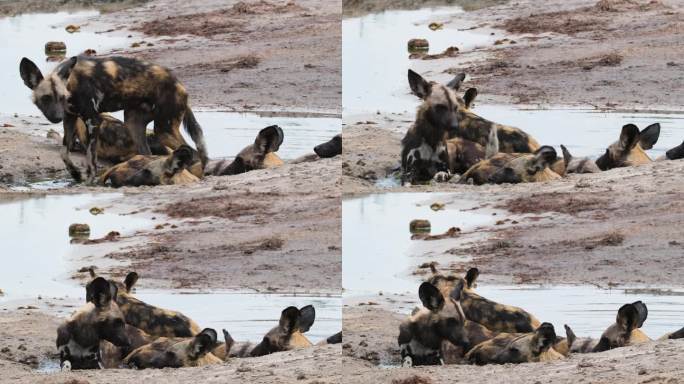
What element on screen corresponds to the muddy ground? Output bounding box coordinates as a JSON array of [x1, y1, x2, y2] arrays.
[[1, 0, 341, 382]]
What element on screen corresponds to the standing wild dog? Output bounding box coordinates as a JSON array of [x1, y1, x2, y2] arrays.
[[595, 123, 660, 170], [459, 145, 561, 185], [431, 268, 541, 333], [19, 56, 208, 183], [592, 301, 650, 352], [398, 282, 470, 367], [123, 328, 221, 369], [57, 277, 130, 370], [87, 272, 201, 338], [206, 125, 284, 175], [96, 145, 199, 187], [401, 70, 464, 184], [465, 323, 561, 365]]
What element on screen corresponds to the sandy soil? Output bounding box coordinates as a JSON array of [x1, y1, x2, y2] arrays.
[[342, 0, 507, 16]]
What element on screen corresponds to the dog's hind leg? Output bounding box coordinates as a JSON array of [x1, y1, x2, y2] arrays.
[[124, 108, 153, 156]]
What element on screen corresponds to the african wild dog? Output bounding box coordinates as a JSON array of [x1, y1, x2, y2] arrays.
[[57, 277, 130, 370], [556, 144, 601, 175], [431, 268, 541, 333], [465, 322, 561, 365], [99, 324, 156, 368], [320, 331, 343, 345], [314, 134, 342, 158], [19, 56, 208, 184], [592, 301, 650, 352], [459, 145, 560, 185], [87, 271, 201, 338], [207, 125, 284, 176], [662, 326, 684, 340], [250, 305, 316, 356], [123, 328, 221, 369], [400, 70, 460, 184], [663, 140, 684, 160], [595, 123, 660, 170], [96, 145, 199, 187], [398, 282, 470, 366]]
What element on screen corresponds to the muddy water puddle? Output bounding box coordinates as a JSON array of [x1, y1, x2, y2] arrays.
[[343, 7, 495, 114], [343, 193, 684, 341]]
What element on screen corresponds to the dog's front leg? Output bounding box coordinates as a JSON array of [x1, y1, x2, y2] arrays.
[[84, 114, 102, 185]]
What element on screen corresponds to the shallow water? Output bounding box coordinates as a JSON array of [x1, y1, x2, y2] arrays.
[[343, 7, 495, 114], [0, 11, 129, 115], [343, 193, 684, 339], [342, 193, 500, 295]]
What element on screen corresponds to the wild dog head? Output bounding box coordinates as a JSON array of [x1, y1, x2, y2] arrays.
[[87, 271, 201, 338], [560, 145, 601, 174], [57, 277, 129, 370], [665, 140, 684, 160], [211, 125, 284, 176], [408, 69, 462, 136], [488, 146, 560, 184], [398, 282, 469, 367], [595, 123, 660, 170], [433, 268, 541, 333], [314, 134, 342, 158], [466, 322, 559, 365], [97, 145, 199, 187], [124, 328, 220, 369], [667, 326, 684, 340], [250, 305, 316, 357], [20, 57, 77, 123], [593, 301, 650, 352]]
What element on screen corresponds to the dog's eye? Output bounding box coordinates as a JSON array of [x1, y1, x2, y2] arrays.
[[112, 318, 124, 327], [40, 95, 52, 104]]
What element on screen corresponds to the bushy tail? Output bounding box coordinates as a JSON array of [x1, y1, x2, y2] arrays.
[[485, 125, 499, 159], [183, 106, 209, 166]]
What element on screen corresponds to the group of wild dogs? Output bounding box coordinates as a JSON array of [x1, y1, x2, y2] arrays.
[[19, 55, 342, 187], [400, 70, 684, 185], [399, 266, 684, 366], [58, 270, 342, 370]]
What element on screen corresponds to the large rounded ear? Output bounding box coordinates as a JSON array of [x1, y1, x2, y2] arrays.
[[618, 124, 640, 150], [534, 322, 557, 352], [418, 282, 444, 311], [408, 69, 431, 99], [447, 73, 466, 91], [172, 145, 195, 168], [639, 123, 660, 150], [616, 303, 640, 332], [534, 146, 558, 165], [463, 88, 477, 109], [124, 272, 139, 293], [464, 268, 479, 289], [255, 125, 284, 154], [560, 145, 573, 167], [191, 328, 218, 357], [87, 277, 116, 308], [631, 301, 648, 328], [55, 56, 78, 79], [564, 324, 576, 347], [298, 305, 316, 333], [279, 306, 301, 334], [19, 57, 43, 90]]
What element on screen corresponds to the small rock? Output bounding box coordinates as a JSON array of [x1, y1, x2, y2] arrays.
[[409, 219, 431, 234], [82, 49, 97, 56], [428, 22, 443, 30], [430, 202, 445, 211], [65, 24, 80, 33], [45, 41, 66, 55], [89, 207, 104, 215], [407, 38, 429, 52], [68, 223, 90, 237], [131, 42, 141, 48]]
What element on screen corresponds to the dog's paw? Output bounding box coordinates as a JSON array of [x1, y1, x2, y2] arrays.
[[433, 171, 450, 182], [402, 355, 414, 368]]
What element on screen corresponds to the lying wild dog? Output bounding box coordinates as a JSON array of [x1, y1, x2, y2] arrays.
[[212, 305, 317, 360], [206, 125, 284, 175], [20, 56, 208, 184], [87, 271, 201, 338], [592, 301, 650, 352], [319, 331, 343, 345], [663, 326, 684, 340], [96, 145, 199, 187], [398, 282, 470, 366], [123, 328, 221, 369], [99, 324, 156, 369], [554, 144, 601, 175], [57, 277, 130, 370], [595, 123, 660, 170], [465, 322, 562, 365], [662, 140, 684, 160], [400, 70, 460, 184], [314, 134, 342, 158], [430, 267, 541, 333], [459, 145, 560, 185]]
